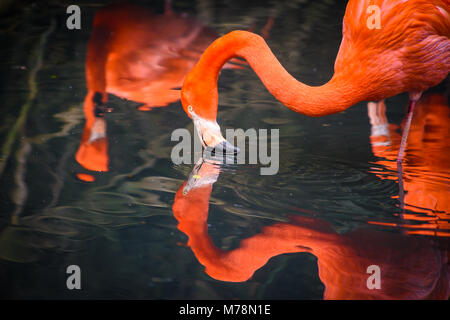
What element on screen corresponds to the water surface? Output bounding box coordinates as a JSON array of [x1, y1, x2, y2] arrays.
[[0, 0, 448, 299]]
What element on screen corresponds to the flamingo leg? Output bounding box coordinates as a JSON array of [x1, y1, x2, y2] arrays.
[[396, 99, 416, 164]]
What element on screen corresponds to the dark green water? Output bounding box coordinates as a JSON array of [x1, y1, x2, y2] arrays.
[[0, 0, 448, 299]]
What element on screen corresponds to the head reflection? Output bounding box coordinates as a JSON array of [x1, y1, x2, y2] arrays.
[[172, 158, 449, 299], [75, 2, 245, 177], [367, 93, 450, 236]]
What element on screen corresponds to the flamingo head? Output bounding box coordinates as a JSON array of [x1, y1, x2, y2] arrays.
[[181, 75, 238, 154]]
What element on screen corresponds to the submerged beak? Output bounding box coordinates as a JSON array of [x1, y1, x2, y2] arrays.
[[188, 105, 239, 156], [183, 157, 220, 195]]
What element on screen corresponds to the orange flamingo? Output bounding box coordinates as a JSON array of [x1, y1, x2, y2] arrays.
[[367, 93, 450, 236], [75, 3, 246, 175], [172, 159, 449, 299], [181, 0, 450, 162]]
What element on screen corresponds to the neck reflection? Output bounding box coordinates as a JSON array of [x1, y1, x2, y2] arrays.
[[172, 157, 449, 299]]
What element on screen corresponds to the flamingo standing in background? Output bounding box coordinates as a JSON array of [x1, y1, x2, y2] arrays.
[[181, 0, 450, 163]]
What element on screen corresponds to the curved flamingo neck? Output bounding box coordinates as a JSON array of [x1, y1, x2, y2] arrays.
[[182, 30, 366, 120]]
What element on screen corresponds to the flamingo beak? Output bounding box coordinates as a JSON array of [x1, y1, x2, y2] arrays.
[[209, 140, 239, 155], [188, 105, 239, 155]]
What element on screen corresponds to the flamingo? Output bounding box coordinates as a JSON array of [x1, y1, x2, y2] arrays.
[[180, 0, 450, 163]]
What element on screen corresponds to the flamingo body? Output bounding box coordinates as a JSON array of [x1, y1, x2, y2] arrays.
[[335, 0, 450, 101]]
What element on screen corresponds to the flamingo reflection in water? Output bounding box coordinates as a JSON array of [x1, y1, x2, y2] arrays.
[[367, 93, 450, 237], [75, 2, 249, 178], [172, 158, 449, 299]]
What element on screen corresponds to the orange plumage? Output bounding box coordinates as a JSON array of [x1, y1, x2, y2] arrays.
[[336, 0, 450, 101], [181, 0, 450, 160]]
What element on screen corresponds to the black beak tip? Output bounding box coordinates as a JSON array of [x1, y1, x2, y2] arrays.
[[210, 140, 239, 156]]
